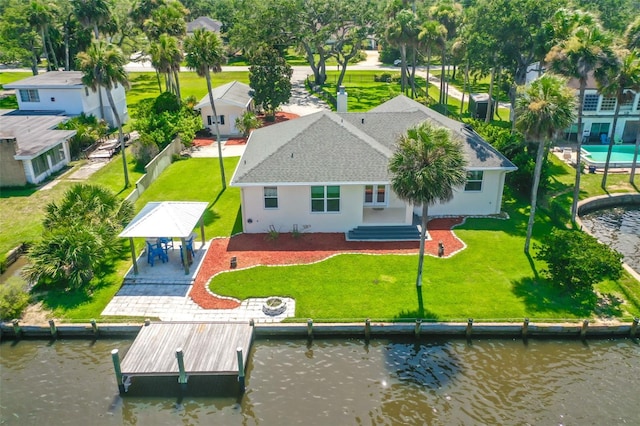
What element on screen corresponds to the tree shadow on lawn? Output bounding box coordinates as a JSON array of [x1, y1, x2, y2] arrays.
[[394, 285, 439, 321], [512, 277, 597, 318]]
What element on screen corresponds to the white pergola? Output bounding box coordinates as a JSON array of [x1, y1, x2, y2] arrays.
[[119, 201, 209, 275]]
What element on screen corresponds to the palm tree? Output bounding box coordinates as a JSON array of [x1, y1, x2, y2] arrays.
[[28, 0, 59, 71], [625, 17, 640, 50], [516, 74, 576, 253], [597, 50, 640, 189], [184, 28, 227, 189], [389, 121, 467, 287], [150, 34, 183, 100], [385, 9, 420, 96], [418, 20, 447, 102], [545, 22, 614, 222], [235, 111, 262, 138], [72, 0, 110, 39], [77, 40, 131, 188]]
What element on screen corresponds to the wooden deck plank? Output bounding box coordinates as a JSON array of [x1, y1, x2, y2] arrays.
[[121, 322, 253, 377]]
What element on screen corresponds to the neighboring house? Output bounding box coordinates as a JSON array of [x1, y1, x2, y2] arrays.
[[230, 95, 517, 234], [186, 16, 222, 35], [194, 81, 254, 137], [525, 64, 640, 144], [0, 109, 75, 187], [565, 73, 640, 144], [4, 71, 128, 128]]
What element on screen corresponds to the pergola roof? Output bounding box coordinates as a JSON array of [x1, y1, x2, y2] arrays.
[[119, 201, 208, 239]]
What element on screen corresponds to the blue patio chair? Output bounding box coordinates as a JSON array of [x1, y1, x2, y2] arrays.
[[146, 241, 168, 266], [180, 235, 196, 265], [158, 237, 174, 254]]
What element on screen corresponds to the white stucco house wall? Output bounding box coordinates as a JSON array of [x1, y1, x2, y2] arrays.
[[4, 71, 128, 128], [230, 96, 517, 234], [194, 81, 254, 137], [0, 110, 75, 187], [525, 64, 640, 144]]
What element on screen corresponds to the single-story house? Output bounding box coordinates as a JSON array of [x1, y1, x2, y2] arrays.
[[230, 95, 517, 234], [186, 16, 223, 35], [4, 71, 128, 128], [194, 81, 254, 137], [0, 110, 75, 187]]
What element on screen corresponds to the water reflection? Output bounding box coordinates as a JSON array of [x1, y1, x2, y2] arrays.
[[580, 206, 640, 273], [1, 338, 639, 425]]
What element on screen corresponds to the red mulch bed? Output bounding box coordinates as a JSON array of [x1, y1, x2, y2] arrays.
[[189, 217, 465, 309], [190, 112, 300, 148]]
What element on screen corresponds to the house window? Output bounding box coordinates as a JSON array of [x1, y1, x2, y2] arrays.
[[582, 94, 599, 111], [31, 153, 48, 176], [207, 115, 225, 125], [465, 171, 483, 192], [311, 185, 340, 212], [364, 185, 387, 206], [620, 92, 635, 111], [264, 186, 278, 209], [589, 122, 610, 143], [600, 97, 616, 111], [19, 89, 39, 102]]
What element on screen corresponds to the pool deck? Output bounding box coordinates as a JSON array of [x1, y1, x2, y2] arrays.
[[552, 147, 639, 173]]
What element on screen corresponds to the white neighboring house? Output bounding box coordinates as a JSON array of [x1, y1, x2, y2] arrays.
[[230, 96, 517, 235], [525, 63, 640, 144], [4, 71, 128, 128], [0, 110, 75, 187], [194, 81, 254, 137]]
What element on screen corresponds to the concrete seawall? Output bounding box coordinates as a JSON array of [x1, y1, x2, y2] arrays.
[[1, 319, 638, 341]]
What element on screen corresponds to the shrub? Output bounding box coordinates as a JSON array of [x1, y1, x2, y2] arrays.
[[131, 133, 160, 167], [535, 229, 623, 296], [0, 277, 30, 320], [376, 72, 393, 83], [22, 184, 133, 290]]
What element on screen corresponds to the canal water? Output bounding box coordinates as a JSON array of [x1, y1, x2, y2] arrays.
[[580, 206, 640, 274], [1, 338, 639, 425]]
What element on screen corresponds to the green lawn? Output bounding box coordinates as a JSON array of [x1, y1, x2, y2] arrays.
[[36, 156, 240, 320], [127, 71, 250, 112], [209, 185, 640, 322]]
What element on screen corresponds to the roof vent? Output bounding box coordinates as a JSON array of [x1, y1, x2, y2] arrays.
[[361, 118, 364, 124]]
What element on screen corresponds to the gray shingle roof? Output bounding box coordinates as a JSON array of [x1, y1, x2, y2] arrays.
[[195, 81, 253, 109], [232, 111, 392, 185], [0, 110, 75, 158], [231, 96, 516, 186], [186, 17, 222, 33], [3, 71, 84, 89]]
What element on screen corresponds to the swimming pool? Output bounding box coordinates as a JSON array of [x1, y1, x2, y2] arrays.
[[580, 144, 638, 168]]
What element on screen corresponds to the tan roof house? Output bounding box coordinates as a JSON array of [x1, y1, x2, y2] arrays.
[[194, 81, 254, 137], [0, 110, 75, 187]]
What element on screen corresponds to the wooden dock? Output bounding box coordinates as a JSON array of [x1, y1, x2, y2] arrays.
[[120, 322, 253, 377]]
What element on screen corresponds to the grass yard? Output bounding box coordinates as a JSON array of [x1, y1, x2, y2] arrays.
[[209, 186, 640, 322], [127, 71, 250, 112], [316, 70, 511, 125], [35, 156, 240, 320]]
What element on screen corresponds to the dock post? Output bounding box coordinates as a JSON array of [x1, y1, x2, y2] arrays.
[[307, 319, 313, 340], [12, 319, 21, 339], [522, 318, 529, 339], [237, 347, 245, 393], [466, 318, 473, 340], [90, 319, 98, 335], [111, 349, 125, 395], [631, 317, 639, 338], [176, 348, 188, 385], [48, 319, 57, 338], [580, 320, 589, 339], [414, 319, 422, 338], [364, 318, 371, 342]]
